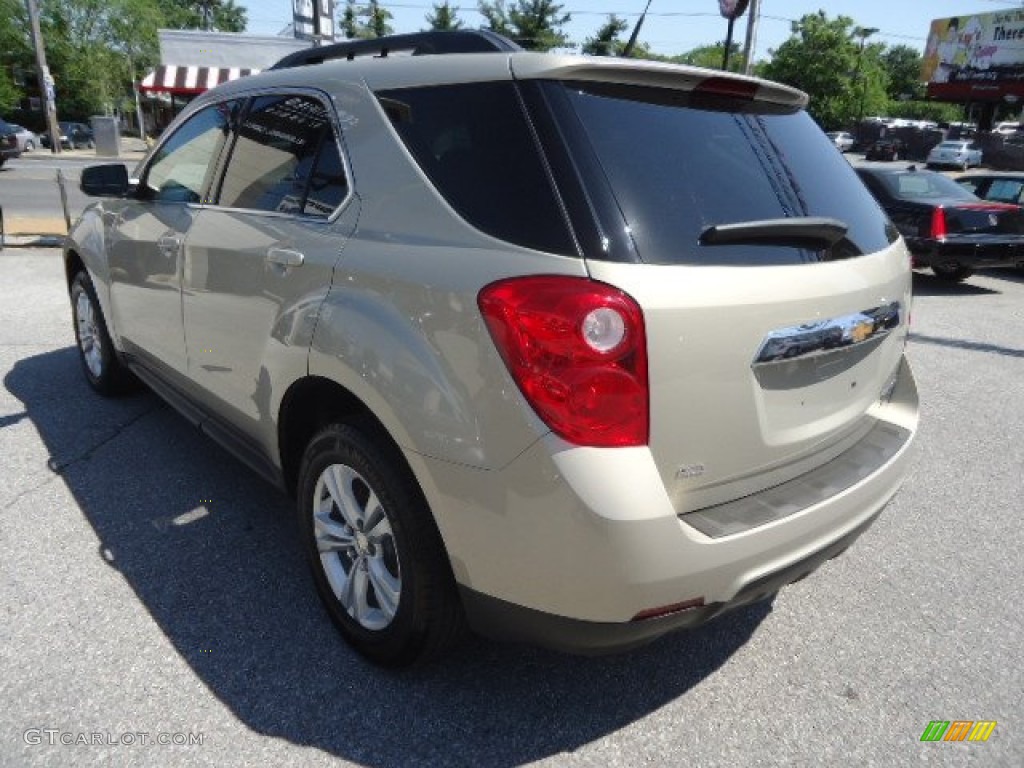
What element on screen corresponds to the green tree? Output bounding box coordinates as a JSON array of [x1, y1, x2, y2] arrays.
[[364, 0, 393, 37], [339, 0, 393, 39], [340, 0, 360, 38], [478, 0, 570, 51], [426, 2, 463, 31], [760, 12, 888, 129], [671, 42, 743, 72], [0, 0, 30, 113], [581, 14, 627, 56], [882, 44, 924, 101], [885, 99, 962, 124], [162, 0, 247, 33]]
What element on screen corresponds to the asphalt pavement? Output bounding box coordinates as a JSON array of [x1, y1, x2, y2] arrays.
[[0, 248, 1021, 767]]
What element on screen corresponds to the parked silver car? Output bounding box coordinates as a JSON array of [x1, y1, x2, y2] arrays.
[[926, 140, 983, 170], [6, 124, 38, 152], [65, 31, 919, 665]]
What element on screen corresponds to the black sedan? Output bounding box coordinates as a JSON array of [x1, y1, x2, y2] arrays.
[[856, 166, 1024, 282]]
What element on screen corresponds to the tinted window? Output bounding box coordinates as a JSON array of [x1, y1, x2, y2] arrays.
[[217, 95, 346, 217], [872, 171, 977, 201], [549, 81, 894, 265], [145, 103, 236, 203], [985, 178, 1024, 203], [377, 83, 575, 256]]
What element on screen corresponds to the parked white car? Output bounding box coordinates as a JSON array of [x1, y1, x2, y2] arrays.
[[926, 140, 983, 170], [826, 131, 854, 151]]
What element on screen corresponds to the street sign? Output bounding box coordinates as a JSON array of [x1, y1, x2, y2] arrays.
[[718, 0, 751, 20]]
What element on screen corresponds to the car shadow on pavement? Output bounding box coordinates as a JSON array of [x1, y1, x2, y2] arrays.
[[910, 271, 1000, 296], [979, 267, 1024, 285], [5, 347, 771, 767]]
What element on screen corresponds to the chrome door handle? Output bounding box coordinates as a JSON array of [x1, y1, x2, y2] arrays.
[[157, 234, 182, 256], [266, 247, 305, 268]]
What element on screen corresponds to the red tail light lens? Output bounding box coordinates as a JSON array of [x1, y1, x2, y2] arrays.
[[693, 77, 758, 100], [930, 206, 948, 239], [478, 276, 648, 447]]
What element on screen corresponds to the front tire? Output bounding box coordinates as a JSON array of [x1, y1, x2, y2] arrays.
[[297, 423, 464, 666], [932, 263, 974, 282], [70, 270, 134, 395]]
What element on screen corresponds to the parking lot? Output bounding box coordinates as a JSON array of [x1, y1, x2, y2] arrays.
[[0, 246, 1020, 767]]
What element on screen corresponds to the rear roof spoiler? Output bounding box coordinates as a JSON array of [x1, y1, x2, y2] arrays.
[[270, 30, 521, 70]]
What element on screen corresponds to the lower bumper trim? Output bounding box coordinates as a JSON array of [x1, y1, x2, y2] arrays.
[[459, 508, 881, 655]]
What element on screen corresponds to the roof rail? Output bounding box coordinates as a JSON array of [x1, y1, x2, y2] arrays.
[[270, 30, 521, 71]]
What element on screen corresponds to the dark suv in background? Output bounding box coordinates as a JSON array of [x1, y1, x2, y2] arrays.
[[0, 120, 22, 167], [42, 121, 94, 150]]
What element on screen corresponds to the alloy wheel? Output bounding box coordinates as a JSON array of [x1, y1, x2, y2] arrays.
[[75, 289, 104, 379], [312, 462, 401, 631]]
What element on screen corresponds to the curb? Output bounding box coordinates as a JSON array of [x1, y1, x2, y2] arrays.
[[1, 234, 66, 249]]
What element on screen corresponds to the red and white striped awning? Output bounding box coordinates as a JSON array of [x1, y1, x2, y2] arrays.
[[139, 65, 259, 95]]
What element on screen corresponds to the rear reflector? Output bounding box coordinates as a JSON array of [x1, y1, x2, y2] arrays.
[[632, 597, 705, 622]]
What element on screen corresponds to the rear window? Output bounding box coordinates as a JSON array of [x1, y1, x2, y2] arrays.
[[876, 171, 977, 202], [376, 82, 575, 256], [547, 80, 895, 265]]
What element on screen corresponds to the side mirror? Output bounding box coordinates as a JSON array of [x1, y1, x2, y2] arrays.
[[80, 164, 130, 197]]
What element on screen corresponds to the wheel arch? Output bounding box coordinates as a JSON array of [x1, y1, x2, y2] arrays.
[[64, 247, 85, 290], [278, 375, 402, 498]]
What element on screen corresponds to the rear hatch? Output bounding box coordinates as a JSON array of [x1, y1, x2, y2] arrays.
[[516, 61, 911, 513]]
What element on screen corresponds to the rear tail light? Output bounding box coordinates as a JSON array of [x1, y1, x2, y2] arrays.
[[930, 207, 948, 239], [478, 276, 648, 447]]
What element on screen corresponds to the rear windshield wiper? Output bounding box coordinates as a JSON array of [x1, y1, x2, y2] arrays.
[[699, 217, 849, 250]]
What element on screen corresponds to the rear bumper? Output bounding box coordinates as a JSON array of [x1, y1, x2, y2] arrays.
[[459, 506, 881, 654], [912, 238, 1024, 269], [410, 357, 918, 653]]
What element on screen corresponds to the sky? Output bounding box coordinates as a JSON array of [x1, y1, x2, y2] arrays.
[[239, 1, 1024, 58]]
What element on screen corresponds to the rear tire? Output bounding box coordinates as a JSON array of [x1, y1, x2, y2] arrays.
[[70, 270, 135, 395], [932, 264, 974, 283], [297, 423, 464, 666]]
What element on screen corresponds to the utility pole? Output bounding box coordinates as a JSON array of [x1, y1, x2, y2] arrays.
[[854, 26, 879, 123], [742, 0, 760, 76], [24, 0, 61, 154]]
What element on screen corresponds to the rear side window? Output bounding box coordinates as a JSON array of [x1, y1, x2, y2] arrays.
[[548, 81, 895, 265], [376, 82, 576, 256], [217, 94, 347, 217]]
